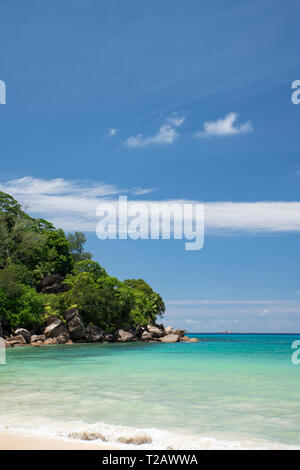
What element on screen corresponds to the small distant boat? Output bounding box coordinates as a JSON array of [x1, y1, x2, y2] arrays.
[[219, 330, 232, 334]]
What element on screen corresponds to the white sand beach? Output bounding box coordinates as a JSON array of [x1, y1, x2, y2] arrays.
[[0, 432, 120, 450]]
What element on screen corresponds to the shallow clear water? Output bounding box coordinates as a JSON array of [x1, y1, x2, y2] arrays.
[[0, 334, 300, 449]]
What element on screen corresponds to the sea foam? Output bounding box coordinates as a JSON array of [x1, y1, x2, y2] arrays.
[[0, 418, 299, 450]]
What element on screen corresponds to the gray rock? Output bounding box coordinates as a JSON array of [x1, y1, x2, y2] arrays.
[[44, 318, 70, 341], [31, 334, 46, 343], [141, 331, 152, 341], [147, 325, 164, 338], [14, 328, 31, 343], [45, 315, 59, 325], [188, 337, 199, 343], [180, 336, 190, 341], [117, 329, 135, 342], [165, 326, 175, 335], [160, 334, 180, 343], [103, 333, 115, 342], [6, 335, 27, 346], [65, 308, 85, 341], [56, 334, 68, 344], [30, 340, 43, 347], [44, 337, 58, 345], [85, 325, 104, 343], [0, 337, 12, 348], [174, 329, 185, 338], [39, 274, 69, 294]]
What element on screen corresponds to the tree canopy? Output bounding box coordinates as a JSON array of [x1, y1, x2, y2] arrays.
[[0, 191, 165, 333]]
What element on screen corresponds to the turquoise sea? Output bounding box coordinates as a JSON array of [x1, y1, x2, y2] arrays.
[[0, 334, 300, 449]]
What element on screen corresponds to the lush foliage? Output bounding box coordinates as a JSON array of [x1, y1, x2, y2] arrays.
[[0, 191, 165, 333]]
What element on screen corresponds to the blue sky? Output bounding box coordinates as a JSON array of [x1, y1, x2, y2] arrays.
[[1, 0, 300, 332]]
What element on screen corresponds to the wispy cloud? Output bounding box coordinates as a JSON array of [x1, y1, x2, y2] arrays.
[[166, 299, 300, 318], [124, 115, 185, 148], [1, 177, 300, 235], [166, 300, 296, 306], [0, 176, 122, 198], [0, 177, 154, 231], [194, 112, 253, 138], [132, 187, 155, 196], [164, 300, 300, 332], [108, 128, 119, 137], [206, 201, 300, 233]]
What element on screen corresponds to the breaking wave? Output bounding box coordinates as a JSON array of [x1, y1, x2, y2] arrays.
[[0, 418, 299, 450]]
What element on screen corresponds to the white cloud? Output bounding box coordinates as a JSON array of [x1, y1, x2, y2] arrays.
[[186, 319, 198, 324], [258, 309, 271, 316], [0, 176, 122, 198], [0, 177, 154, 231], [194, 112, 253, 138], [108, 128, 119, 137], [132, 187, 155, 196], [1, 177, 300, 235], [205, 201, 300, 233], [125, 115, 185, 148]]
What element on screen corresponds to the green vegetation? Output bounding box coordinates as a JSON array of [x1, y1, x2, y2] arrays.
[[0, 191, 165, 333]]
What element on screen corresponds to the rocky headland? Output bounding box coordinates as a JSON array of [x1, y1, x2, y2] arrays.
[[0, 308, 199, 348]]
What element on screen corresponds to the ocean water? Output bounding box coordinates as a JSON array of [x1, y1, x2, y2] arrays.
[[0, 334, 300, 450]]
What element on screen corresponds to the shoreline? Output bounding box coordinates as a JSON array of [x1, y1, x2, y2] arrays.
[[0, 432, 120, 450], [0, 430, 297, 451], [3, 322, 196, 348]]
